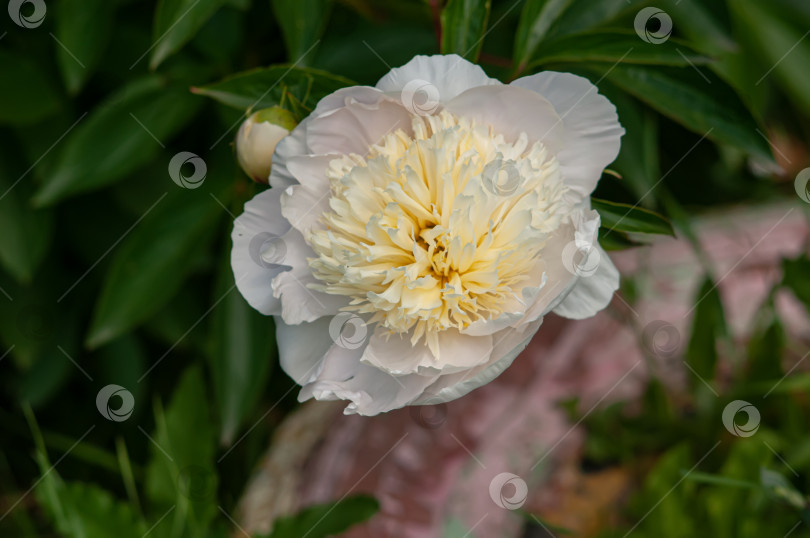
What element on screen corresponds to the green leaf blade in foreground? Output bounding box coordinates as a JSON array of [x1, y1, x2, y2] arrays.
[[263, 496, 379, 538], [440, 0, 491, 61], [782, 255, 810, 313], [150, 0, 228, 69], [33, 77, 202, 207], [0, 51, 61, 126], [592, 198, 675, 236], [192, 66, 355, 116], [530, 31, 711, 68], [271, 0, 331, 64], [591, 64, 772, 163], [209, 255, 275, 446]]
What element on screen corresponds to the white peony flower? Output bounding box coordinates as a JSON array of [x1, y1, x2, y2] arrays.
[[231, 55, 624, 416]]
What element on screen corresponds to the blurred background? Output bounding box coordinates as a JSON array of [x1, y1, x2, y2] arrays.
[[0, 0, 809, 536]]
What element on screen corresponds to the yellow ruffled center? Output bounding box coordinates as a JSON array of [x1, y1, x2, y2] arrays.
[[307, 110, 569, 356]]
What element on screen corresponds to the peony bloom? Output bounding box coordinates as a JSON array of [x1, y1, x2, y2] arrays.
[[232, 55, 624, 415]]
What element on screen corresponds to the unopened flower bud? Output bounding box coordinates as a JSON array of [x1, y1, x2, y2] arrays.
[[236, 106, 297, 184]]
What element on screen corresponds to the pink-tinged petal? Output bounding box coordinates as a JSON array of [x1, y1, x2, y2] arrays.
[[511, 71, 624, 196], [376, 54, 500, 104], [444, 84, 566, 155], [231, 187, 291, 315]]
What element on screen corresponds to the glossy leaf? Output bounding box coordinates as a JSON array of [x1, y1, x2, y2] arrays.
[[192, 65, 354, 116], [440, 0, 491, 61], [594, 64, 773, 162], [33, 77, 202, 206], [271, 0, 331, 64], [208, 254, 275, 446], [513, 0, 573, 69], [0, 51, 61, 126], [150, 0, 228, 69], [530, 31, 711, 68], [85, 178, 227, 348], [592, 198, 675, 236], [54, 0, 115, 93]]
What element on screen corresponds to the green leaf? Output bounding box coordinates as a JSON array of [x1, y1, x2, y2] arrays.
[[271, 0, 331, 65], [782, 255, 810, 313], [145, 367, 218, 532], [440, 0, 491, 61], [54, 0, 115, 94], [208, 253, 275, 446], [530, 31, 711, 68], [261, 496, 379, 538], [192, 65, 354, 116], [686, 277, 726, 383], [593, 64, 773, 163], [732, 0, 810, 116], [150, 0, 228, 69], [591, 198, 675, 236], [746, 315, 784, 381], [513, 0, 573, 70], [85, 179, 227, 348], [544, 0, 629, 40], [0, 159, 53, 283], [598, 228, 642, 251], [33, 77, 202, 206], [0, 51, 61, 126]]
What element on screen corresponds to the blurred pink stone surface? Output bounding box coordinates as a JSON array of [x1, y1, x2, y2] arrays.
[[238, 202, 809, 538]]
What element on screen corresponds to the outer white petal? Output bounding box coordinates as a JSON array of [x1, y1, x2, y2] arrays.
[[231, 188, 291, 315], [511, 71, 624, 196], [279, 155, 335, 235], [270, 227, 347, 324], [445, 85, 566, 155], [413, 319, 544, 404], [552, 245, 619, 319], [376, 54, 500, 102], [275, 316, 333, 384]]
